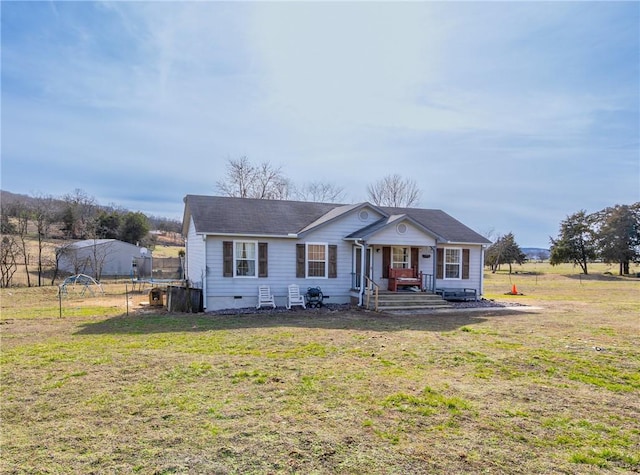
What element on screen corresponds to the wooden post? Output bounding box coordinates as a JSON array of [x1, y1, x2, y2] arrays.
[[186, 280, 192, 313]]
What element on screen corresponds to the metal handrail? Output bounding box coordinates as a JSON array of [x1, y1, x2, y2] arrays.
[[364, 276, 379, 311]]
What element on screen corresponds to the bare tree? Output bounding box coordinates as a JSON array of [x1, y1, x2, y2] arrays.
[[367, 174, 421, 208], [14, 202, 32, 287], [252, 161, 289, 199], [32, 195, 56, 286], [57, 243, 91, 276], [216, 157, 291, 200], [0, 235, 20, 288], [87, 240, 115, 281], [60, 189, 98, 239], [295, 182, 346, 203], [51, 246, 65, 285], [216, 157, 255, 198]]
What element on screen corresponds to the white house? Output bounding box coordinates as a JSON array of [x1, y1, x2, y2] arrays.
[[182, 195, 491, 312], [57, 239, 150, 279]]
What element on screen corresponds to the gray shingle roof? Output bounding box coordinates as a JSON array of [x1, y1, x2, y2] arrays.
[[183, 195, 339, 236], [183, 195, 491, 244]]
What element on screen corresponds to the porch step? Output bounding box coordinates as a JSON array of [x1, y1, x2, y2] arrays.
[[373, 291, 452, 312]]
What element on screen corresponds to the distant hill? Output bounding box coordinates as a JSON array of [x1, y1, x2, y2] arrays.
[[522, 247, 550, 260], [1, 189, 181, 232], [1, 190, 45, 208]]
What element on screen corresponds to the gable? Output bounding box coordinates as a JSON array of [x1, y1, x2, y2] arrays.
[[353, 216, 438, 245]]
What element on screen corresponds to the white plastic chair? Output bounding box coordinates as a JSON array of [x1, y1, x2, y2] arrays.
[[286, 284, 306, 309], [256, 285, 276, 309]]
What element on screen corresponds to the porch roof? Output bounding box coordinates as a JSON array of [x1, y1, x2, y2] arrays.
[[344, 214, 444, 241], [345, 209, 491, 245]]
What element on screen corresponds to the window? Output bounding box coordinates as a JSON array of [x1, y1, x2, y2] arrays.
[[391, 247, 410, 269], [224, 241, 268, 278], [307, 243, 327, 278], [297, 244, 337, 278], [234, 241, 257, 277], [444, 248, 461, 279]]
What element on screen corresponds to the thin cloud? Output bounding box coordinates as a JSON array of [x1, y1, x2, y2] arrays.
[[1, 1, 638, 247]]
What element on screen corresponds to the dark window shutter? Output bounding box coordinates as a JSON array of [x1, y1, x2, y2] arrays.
[[411, 247, 419, 272], [223, 241, 233, 277], [296, 244, 305, 278], [462, 249, 470, 280], [382, 247, 391, 278], [258, 242, 268, 277], [328, 245, 337, 278], [436, 248, 443, 279]]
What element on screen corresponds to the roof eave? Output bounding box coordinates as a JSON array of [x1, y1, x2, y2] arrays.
[[439, 240, 492, 246], [194, 232, 299, 239]]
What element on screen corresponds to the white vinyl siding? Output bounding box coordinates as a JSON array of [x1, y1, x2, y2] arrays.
[[201, 208, 377, 309], [433, 245, 484, 297], [185, 219, 206, 290], [185, 220, 206, 288], [372, 221, 437, 247]]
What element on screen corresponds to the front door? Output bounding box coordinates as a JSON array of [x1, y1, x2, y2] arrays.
[[354, 247, 371, 289]]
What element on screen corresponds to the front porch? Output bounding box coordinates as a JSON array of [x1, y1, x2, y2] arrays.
[[351, 272, 435, 294], [351, 284, 452, 312]]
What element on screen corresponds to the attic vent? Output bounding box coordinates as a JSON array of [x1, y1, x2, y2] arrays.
[[396, 223, 408, 235], [358, 210, 369, 221]]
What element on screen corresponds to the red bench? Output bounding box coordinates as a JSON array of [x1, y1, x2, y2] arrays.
[[388, 267, 423, 292]]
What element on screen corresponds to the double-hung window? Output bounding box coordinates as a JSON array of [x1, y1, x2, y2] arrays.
[[391, 247, 410, 269], [234, 241, 257, 277], [307, 243, 327, 278], [296, 243, 337, 279], [444, 248, 461, 279]]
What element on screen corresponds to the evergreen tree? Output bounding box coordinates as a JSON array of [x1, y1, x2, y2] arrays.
[[595, 203, 640, 275], [485, 232, 526, 273], [119, 212, 150, 245], [549, 210, 597, 274], [94, 211, 122, 239]]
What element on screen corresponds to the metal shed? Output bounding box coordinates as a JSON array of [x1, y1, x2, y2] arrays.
[[57, 239, 150, 279]]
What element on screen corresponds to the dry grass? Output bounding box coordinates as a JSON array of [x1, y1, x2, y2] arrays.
[[1, 263, 639, 474]]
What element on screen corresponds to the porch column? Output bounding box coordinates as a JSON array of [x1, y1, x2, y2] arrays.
[[431, 245, 437, 292]]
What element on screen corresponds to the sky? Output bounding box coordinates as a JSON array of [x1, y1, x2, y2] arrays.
[[2, 1, 638, 248]]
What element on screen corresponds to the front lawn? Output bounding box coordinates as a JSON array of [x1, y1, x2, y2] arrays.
[[1, 263, 639, 474]]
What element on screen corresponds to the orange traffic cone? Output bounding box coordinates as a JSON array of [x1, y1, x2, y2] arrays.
[[511, 284, 518, 295]]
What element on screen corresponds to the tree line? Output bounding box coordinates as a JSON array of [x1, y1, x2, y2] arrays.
[[549, 204, 640, 275], [484, 203, 640, 275], [0, 189, 181, 287]]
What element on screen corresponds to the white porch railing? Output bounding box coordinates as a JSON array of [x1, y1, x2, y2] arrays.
[[364, 276, 379, 311]]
